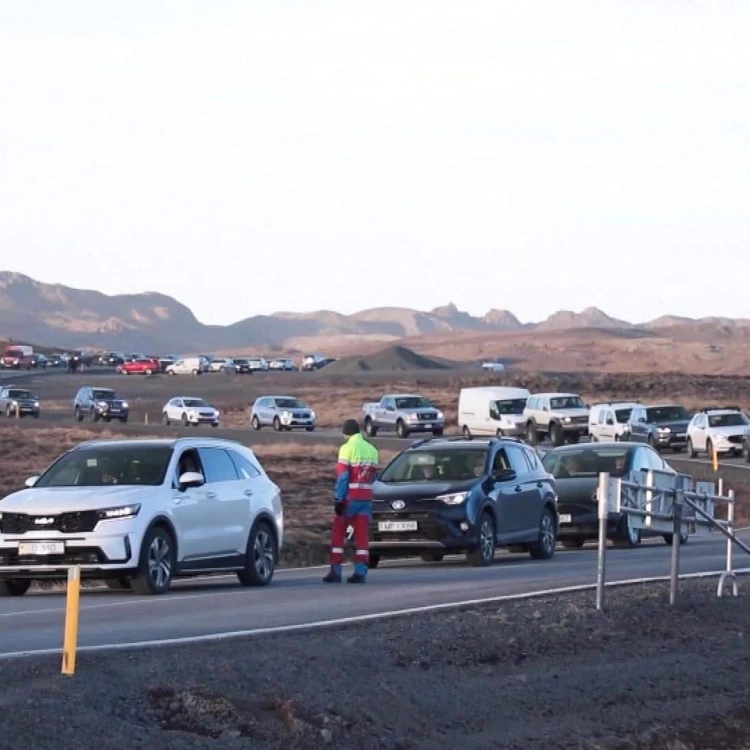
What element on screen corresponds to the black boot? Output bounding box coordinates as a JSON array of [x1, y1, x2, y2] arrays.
[[346, 573, 366, 584], [323, 568, 342, 583]]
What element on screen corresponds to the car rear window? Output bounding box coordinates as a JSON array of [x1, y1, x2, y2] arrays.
[[379, 448, 487, 483], [541, 447, 630, 478]]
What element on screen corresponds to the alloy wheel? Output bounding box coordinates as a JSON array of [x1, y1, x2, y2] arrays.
[[253, 528, 275, 582], [480, 518, 494, 562], [540, 514, 555, 555], [148, 536, 172, 590]]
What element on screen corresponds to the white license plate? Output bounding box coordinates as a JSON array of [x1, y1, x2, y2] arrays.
[[676, 434, 686, 439], [423, 423, 432, 429], [558, 514, 572, 524], [378, 521, 418, 532], [18, 541, 64, 555]]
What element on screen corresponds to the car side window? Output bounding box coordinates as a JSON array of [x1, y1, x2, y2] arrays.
[[522, 447, 539, 471], [630, 448, 650, 473], [645, 447, 666, 470], [228, 450, 261, 479], [492, 449, 510, 473], [175, 448, 204, 483], [505, 445, 529, 476], [198, 447, 240, 483]]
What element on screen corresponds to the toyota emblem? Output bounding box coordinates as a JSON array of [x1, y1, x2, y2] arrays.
[[391, 500, 406, 510]]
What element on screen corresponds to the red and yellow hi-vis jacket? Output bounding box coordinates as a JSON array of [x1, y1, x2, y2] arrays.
[[334, 433, 379, 515]]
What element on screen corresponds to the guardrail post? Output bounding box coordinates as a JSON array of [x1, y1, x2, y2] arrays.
[[61, 565, 81, 675], [14, 402, 19, 419], [669, 486, 683, 606], [718, 489, 739, 598], [596, 472, 610, 612], [144, 412, 149, 425]]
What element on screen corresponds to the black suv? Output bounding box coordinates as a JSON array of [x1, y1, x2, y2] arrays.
[[369, 436, 558, 568], [73, 386, 129, 423], [0, 386, 40, 418], [624, 404, 691, 452]]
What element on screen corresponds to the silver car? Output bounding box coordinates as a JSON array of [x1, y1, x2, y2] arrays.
[[250, 396, 316, 432]]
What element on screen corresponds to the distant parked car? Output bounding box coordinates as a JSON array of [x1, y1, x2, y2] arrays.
[[269, 358, 296, 371], [369, 436, 558, 568], [0, 386, 40, 418], [541, 441, 688, 548], [165, 357, 207, 375], [687, 407, 749, 458], [623, 404, 691, 452], [117, 357, 159, 375], [249, 396, 316, 431], [0, 437, 283, 595], [232, 358, 253, 374], [1, 345, 35, 369], [208, 357, 235, 373], [247, 357, 269, 372], [73, 386, 129, 423], [162, 396, 220, 427]]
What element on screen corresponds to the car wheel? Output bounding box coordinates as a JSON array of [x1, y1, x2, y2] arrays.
[[526, 422, 537, 445], [687, 438, 697, 458], [192, 369, 199, 375], [4, 405, 11, 417], [612, 515, 641, 549], [251, 415, 261, 430], [590, 434, 599, 442], [396, 420, 408, 438], [432, 428, 444, 437], [168, 370, 175, 376], [566, 432, 580, 444], [364, 418, 377, 437], [744, 442, 750, 463], [105, 578, 132, 591], [237, 521, 277, 587], [273, 416, 282, 432], [74, 406, 83, 422], [306, 426, 315, 432], [529, 508, 556, 560], [181, 413, 188, 427], [420, 552, 445, 563], [130, 527, 175, 595], [706, 439, 714, 461], [367, 553, 381, 569], [550, 422, 564, 447], [663, 532, 689, 546], [91, 408, 100, 422], [0, 579, 31, 597], [561, 539, 585, 549], [462, 425, 472, 438], [119, 416, 128, 423], [466, 511, 496, 567], [162, 412, 170, 426]]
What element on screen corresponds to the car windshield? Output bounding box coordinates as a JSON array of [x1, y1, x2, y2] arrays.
[[550, 396, 586, 410], [379, 448, 488, 483], [34, 445, 173, 487], [7, 389, 33, 399], [275, 398, 306, 409], [183, 398, 207, 407], [542, 447, 630, 479], [394, 397, 431, 409], [708, 412, 748, 427], [492, 398, 527, 415], [615, 408, 633, 422], [92, 390, 115, 400], [647, 406, 689, 422]]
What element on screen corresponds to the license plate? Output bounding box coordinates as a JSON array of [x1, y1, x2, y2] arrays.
[[558, 514, 572, 524], [676, 434, 686, 439], [378, 521, 418, 532], [18, 541, 64, 555], [423, 423, 432, 429]]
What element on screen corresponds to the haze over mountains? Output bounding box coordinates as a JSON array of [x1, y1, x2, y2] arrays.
[[1, 271, 749, 354]]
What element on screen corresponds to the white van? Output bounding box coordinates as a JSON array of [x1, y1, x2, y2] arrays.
[[588, 402, 641, 442], [458, 386, 530, 437], [165, 357, 207, 375]]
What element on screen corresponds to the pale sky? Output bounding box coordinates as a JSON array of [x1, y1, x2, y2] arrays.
[[1, 1, 748, 326]]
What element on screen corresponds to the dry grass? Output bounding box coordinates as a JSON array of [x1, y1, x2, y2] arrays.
[[0, 425, 397, 568]]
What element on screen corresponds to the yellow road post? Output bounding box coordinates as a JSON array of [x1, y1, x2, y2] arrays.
[[712, 442, 719, 472], [61, 565, 81, 675]]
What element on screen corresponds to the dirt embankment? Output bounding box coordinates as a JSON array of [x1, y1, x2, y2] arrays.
[[2, 578, 750, 749]]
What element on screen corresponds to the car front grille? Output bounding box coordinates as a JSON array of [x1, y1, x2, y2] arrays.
[[0, 548, 105, 566], [417, 413, 438, 421], [0, 511, 100, 534], [727, 435, 744, 444]]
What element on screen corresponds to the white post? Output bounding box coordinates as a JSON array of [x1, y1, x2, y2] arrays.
[[596, 472, 610, 611]]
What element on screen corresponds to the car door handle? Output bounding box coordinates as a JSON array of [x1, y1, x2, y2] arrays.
[[244, 489, 254, 497], [205, 492, 217, 500], [172, 497, 182, 505], [515, 485, 523, 493]]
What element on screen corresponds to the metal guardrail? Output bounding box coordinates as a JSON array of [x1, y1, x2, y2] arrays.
[[595, 469, 745, 610]]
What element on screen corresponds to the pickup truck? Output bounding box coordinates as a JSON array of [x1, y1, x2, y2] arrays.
[[362, 394, 445, 438]]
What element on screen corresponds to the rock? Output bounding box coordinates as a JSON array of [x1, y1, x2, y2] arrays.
[[321, 727, 333, 744]]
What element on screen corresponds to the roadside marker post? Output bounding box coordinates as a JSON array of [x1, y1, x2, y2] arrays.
[[61, 565, 81, 675], [669, 486, 684, 606], [595, 472, 610, 612], [712, 444, 718, 472], [145, 412, 149, 425]]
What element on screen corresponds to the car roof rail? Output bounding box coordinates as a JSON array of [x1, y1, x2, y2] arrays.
[[408, 435, 484, 448]]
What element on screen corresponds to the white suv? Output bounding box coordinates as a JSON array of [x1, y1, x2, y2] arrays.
[[523, 392, 589, 446], [0, 437, 283, 596], [162, 396, 220, 427], [250, 396, 316, 431], [687, 408, 750, 458]]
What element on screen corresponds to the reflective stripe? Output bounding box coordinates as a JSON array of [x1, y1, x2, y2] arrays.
[[355, 550, 369, 555], [331, 547, 344, 553], [349, 483, 373, 489]]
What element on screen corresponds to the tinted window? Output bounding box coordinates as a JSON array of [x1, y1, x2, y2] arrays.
[[708, 412, 748, 427], [522, 447, 540, 471], [614, 408, 633, 423], [644, 447, 666, 471], [380, 448, 488, 483], [646, 406, 690, 422], [541, 447, 630, 478], [505, 445, 530, 475], [7, 389, 33, 399], [550, 396, 585, 410], [228, 450, 261, 479], [198, 448, 239, 483]]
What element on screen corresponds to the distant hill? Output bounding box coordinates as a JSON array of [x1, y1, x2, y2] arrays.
[[323, 345, 456, 373], [0, 271, 748, 358]]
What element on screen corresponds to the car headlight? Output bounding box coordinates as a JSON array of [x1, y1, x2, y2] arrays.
[[310, 410, 316, 419], [96, 504, 141, 520], [436, 411, 444, 420], [214, 409, 220, 416], [658, 427, 671, 433], [98, 401, 108, 409], [563, 416, 571, 423], [121, 401, 129, 408], [437, 491, 468, 505], [281, 410, 291, 419], [33, 401, 40, 407]]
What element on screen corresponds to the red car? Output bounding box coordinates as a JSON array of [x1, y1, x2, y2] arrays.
[[117, 358, 159, 375]]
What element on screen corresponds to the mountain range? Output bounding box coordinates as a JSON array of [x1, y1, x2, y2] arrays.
[[1, 271, 749, 355]]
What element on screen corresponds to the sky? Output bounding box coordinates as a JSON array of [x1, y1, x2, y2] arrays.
[[1, 0, 748, 326]]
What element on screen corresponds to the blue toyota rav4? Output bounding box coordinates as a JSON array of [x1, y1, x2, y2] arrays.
[[369, 436, 559, 568]]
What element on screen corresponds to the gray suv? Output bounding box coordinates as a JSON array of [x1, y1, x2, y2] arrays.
[[0, 386, 40, 418], [623, 404, 691, 452], [74, 386, 129, 423]]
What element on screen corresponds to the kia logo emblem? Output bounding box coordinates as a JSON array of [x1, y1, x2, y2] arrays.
[[391, 500, 405, 510], [34, 517, 55, 525]]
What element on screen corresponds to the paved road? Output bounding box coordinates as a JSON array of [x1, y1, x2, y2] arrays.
[[0, 532, 747, 657]]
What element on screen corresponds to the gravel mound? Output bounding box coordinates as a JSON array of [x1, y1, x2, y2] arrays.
[[323, 345, 455, 373]]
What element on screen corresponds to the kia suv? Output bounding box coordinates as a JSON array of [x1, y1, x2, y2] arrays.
[[250, 396, 316, 431], [687, 407, 749, 458], [369, 436, 558, 568], [74, 386, 129, 423], [0, 437, 283, 596]]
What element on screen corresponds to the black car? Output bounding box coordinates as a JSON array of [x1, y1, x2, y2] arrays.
[[623, 404, 691, 452], [541, 441, 688, 548], [0, 386, 40, 418], [73, 386, 129, 423], [369, 436, 558, 568], [232, 358, 253, 374]]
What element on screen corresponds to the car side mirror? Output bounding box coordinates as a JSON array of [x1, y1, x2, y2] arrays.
[[638, 417, 646, 423], [178, 471, 205, 489], [492, 468, 517, 482], [606, 418, 614, 425], [24, 476, 39, 488], [542, 406, 549, 412]]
